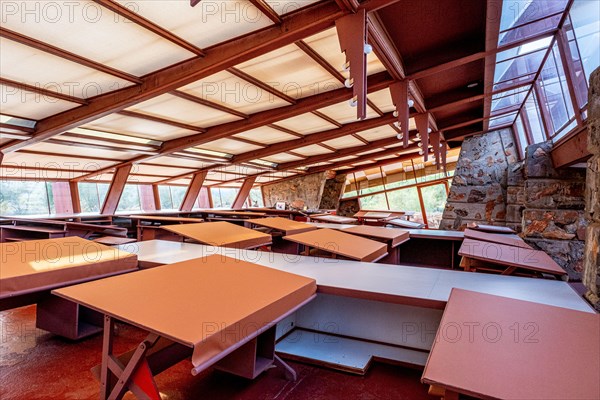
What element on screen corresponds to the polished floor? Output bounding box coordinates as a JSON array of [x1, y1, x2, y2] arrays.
[[0, 305, 433, 400]]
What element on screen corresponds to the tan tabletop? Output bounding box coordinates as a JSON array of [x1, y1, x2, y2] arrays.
[[464, 228, 532, 249], [342, 225, 410, 248], [310, 215, 358, 224], [53, 255, 316, 368], [408, 229, 465, 241], [129, 215, 204, 223], [0, 237, 137, 298], [458, 238, 566, 276], [162, 221, 271, 249], [245, 217, 317, 236], [386, 218, 426, 229], [306, 222, 357, 230], [284, 228, 388, 262], [422, 288, 600, 400]]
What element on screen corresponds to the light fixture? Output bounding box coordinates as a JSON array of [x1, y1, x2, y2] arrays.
[[408, 99, 414, 108], [467, 82, 479, 88], [364, 43, 372, 54], [417, 142, 423, 148], [418, 149, 424, 155], [349, 97, 358, 107], [428, 128, 432, 133], [396, 133, 403, 140], [416, 133, 421, 140], [393, 110, 398, 118], [344, 78, 354, 88], [342, 61, 350, 71]]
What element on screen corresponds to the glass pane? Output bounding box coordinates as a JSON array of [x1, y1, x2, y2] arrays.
[[491, 86, 530, 115], [570, 0, 600, 84], [387, 187, 424, 224], [514, 114, 529, 158], [158, 186, 174, 210], [420, 184, 448, 229], [211, 188, 239, 208], [170, 186, 187, 209], [79, 182, 100, 213], [117, 185, 142, 212], [248, 188, 264, 208], [523, 91, 546, 143], [359, 193, 388, 210], [538, 43, 575, 135], [46, 182, 56, 214], [495, 47, 547, 83], [489, 112, 517, 128], [0, 180, 49, 215], [499, 1, 567, 46], [564, 14, 590, 108]]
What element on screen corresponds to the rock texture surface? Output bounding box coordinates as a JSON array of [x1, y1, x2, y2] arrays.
[[319, 174, 347, 210], [583, 67, 600, 310], [440, 129, 517, 230], [262, 173, 327, 209]]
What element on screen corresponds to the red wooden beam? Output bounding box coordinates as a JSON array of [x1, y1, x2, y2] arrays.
[[101, 164, 132, 214], [550, 127, 590, 168], [69, 181, 81, 213], [0, 77, 87, 105], [248, 0, 282, 24], [179, 171, 208, 211], [231, 177, 258, 209]]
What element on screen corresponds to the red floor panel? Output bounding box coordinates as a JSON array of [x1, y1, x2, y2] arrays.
[[0, 305, 434, 400]]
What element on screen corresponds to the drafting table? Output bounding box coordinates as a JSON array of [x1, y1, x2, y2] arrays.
[[2, 212, 113, 224], [341, 225, 410, 264], [353, 210, 403, 226], [116, 240, 594, 375], [0, 237, 137, 339], [161, 221, 272, 249], [464, 228, 532, 249], [309, 214, 358, 224], [189, 209, 268, 225], [422, 289, 600, 400], [459, 238, 567, 278], [469, 223, 516, 234], [399, 229, 464, 269], [128, 215, 205, 241], [284, 228, 388, 262], [386, 218, 426, 229], [53, 256, 317, 400], [245, 217, 317, 254]]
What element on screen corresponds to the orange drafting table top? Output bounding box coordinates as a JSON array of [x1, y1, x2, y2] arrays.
[[245, 217, 317, 236], [0, 237, 137, 299], [464, 228, 532, 249], [342, 225, 410, 248], [422, 289, 600, 400], [310, 214, 358, 224], [128, 215, 204, 223], [53, 255, 316, 369], [162, 221, 271, 249], [458, 238, 566, 275], [196, 209, 267, 217], [284, 228, 388, 262], [408, 229, 465, 241]]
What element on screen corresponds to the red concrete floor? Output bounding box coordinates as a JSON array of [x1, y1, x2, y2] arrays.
[[1, 305, 435, 400]]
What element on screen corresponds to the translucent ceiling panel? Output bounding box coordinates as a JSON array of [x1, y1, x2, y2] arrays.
[[355, 125, 398, 142], [293, 144, 333, 156], [134, 164, 194, 177], [322, 135, 365, 149], [179, 71, 291, 115], [0, 85, 79, 120], [317, 101, 380, 124], [83, 113, 197, 141], [367, 89, 396, 113], [0, 39, 133, 98], [329, 155, 359, 163], [119, 0, 272, 49], [233, 126, 298, 144], [148, 156, 213, 169], [200, 138, 263, 155], [2, 152, 118, 171], [302, 28, 387, 77], [265, 0, 321, 15], [126, 93, 241, 127], [276, 112, 338, 134], [235, 44, 343, 99], [0, 114, 36, 128], [262, 153, 305, 163], [27, 142, 133, 160], [1, 1, 194, 76]]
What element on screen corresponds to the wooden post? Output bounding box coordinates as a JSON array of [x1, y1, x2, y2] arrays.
[[101, 164, 132, 215], [415, 113, 430, 162], [152, 184, 161, 210], [232, 177, 258, 209], [179, 171, 207, 212], [389, 81, 410, 147], [69, 181, 82, 214], [197, 187, 211, 208]]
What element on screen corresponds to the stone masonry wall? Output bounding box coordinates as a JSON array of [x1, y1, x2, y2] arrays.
[[440, 128, 518, 230], [262, 172, 326, 209], [520, 141, 587, 280], [319, 173, 347, 210], [583, 67, 600, 309]]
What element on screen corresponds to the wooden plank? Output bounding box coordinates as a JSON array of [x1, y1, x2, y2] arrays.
[[179, 172, 208, 212], [342, 225, 409, 248], [550, 127, 590, 168], [246, 217, 317, 236], [162, 221, 271, 249], [310, 215, 358, 224], [422, 289, 600, 400], [101, 165, 132, 215], [231, 177, 257, 209]]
